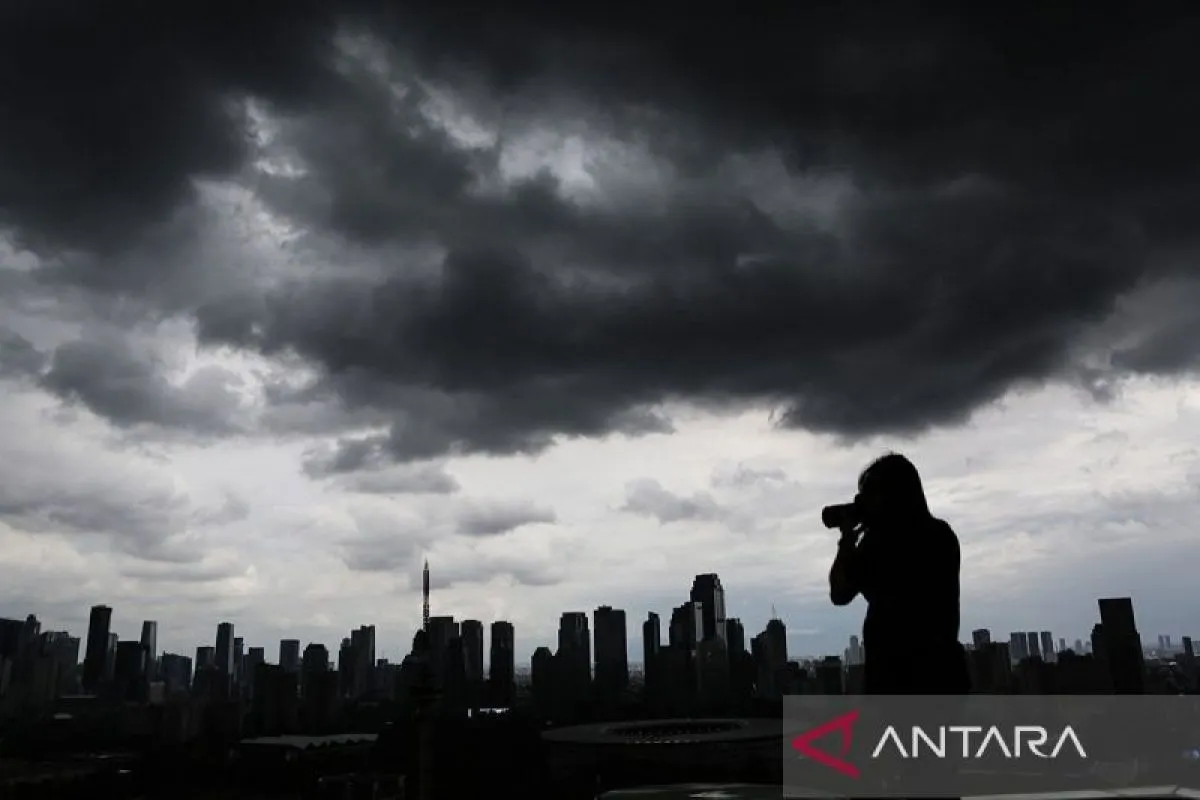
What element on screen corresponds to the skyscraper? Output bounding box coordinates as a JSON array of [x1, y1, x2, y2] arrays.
[[765, 617, 788, 665], [140, 621, 157, 668], [689, 574, 727, 645], [422, 559, 430, 632], [233, 636, 245, 686], [669, 602, 703, 652], [82, 604, 112, 693], [643, 612, 661, 667], [725, 618, 745, 655], [427, 616, 459, 685], [1039, 631, 1055, 663], [349, 625, 375, 698], [280, 639, 301, 672], [196, 646, 215, 669], [1009, 632, 1028, 662], [593, 605, 629, 695], [461, 620, 484, 683], [244, 646, 265, 691], [1025, 631, 1041, 660], [105, 633, 118, 680], [1097, 597, 1144, 693], [558, 612, 591, 707], [489, 621, 515, 705], [972, 629, 991, 649], [215, 623, 235, 692]]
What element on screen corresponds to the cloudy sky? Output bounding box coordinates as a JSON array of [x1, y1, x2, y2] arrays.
[[2, 4, 1199, 664]]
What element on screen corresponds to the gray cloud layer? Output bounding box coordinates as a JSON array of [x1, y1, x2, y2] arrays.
[[3, 5, 1200, 469]]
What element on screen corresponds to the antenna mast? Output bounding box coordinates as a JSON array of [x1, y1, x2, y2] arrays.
[[422, 559, 430, 632]]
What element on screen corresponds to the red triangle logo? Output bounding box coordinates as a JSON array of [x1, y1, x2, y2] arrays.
[[791, 709, 861, 778]]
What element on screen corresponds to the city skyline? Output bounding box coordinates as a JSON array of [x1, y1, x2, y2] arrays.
[[7, 577, 1195, 670], [3, 7, 1200, 668]]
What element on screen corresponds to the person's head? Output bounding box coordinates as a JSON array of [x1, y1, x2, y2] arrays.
[[856, 452, 931, 528]]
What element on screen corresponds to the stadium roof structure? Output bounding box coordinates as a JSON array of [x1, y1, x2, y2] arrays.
[[596, 786, 1200, 799], [238, 733, 378, 750], [543, 718, 783, 746]]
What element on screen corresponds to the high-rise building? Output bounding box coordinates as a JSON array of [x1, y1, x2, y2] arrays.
[[160, 653, 193, 695], [82, 604, 112, 693], [669, 602, 703, 652], [725, 618, 745, 655], [140, 621, 158, 680], [751, 618, 788, 699], [302, 643, 329, 697], [196, 646, 215, 669], [215, 622, 235, 681], [113, 640, 147, 701], [1009, 632, 1028, 662], [847, 635, 865, 666], [690, 574, 728, 646], [422, 559, 431, 632], [1039, 631, 1055, 663], [558, 612, 592, 709], [1025, 631, 1041, 660], [972, 629, 991, 649], [460, 620, 484, 683], [279, 639, 301, 672], [348, 625, 376, 698], [233, 636, 245, 685], [643, 612, 662, 667], [489, 621, 515, 703], [1098, 598, 1137, 637], [244, 646, 265, 691], [105, 633, 118, 680], [1097, 597, 1144, 693], [765, 618, 788, 665], [593, 606, 629, 695], [427, 616, 459, 685]]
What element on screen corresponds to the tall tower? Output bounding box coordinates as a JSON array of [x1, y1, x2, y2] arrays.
[[422, 559, 430, 632]]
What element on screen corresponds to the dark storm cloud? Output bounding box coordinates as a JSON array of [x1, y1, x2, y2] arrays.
[[0, 479, 205, 564], [456, 501, 556, 537], [119, 560, 247, 584], [6, 5, 1200, 461], [711, 465, 790, 490], [622, 479, 727, 524], [333, 466, 461, 496], [39, 336, 247, 436], [190, 490, 253, 526], [0, 328, 45, 378], [422, 552, 565, 590]]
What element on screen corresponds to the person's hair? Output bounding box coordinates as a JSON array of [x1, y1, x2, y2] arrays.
[[858, 452, 932, 520]]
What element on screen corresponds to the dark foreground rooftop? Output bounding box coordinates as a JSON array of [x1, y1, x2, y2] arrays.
[[543, 718, 783, 746], [596, 786, 1200, 799]]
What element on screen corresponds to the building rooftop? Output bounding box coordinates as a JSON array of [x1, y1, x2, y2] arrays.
[[597, 788, 1200, 800], [238, 733, 378, 750], [543, 718, 783, 746]]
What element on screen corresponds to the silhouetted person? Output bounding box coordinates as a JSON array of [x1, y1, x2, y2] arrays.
[[829, 453, 969, 694]]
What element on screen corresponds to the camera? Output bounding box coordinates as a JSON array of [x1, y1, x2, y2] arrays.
[[821, 501, 860, 530]]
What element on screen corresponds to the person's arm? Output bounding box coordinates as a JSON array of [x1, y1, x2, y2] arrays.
[[829, 526, 864, 606]]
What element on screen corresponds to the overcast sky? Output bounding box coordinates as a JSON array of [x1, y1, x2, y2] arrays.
[[2, 4, 1199, 664]]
